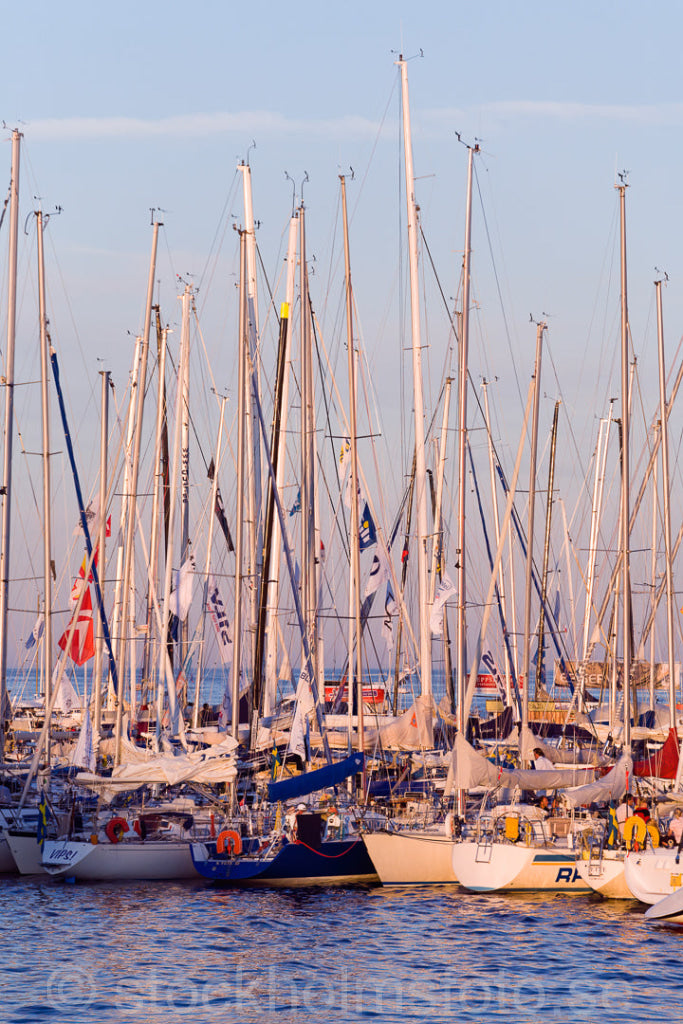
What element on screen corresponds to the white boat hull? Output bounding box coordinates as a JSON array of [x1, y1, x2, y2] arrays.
[[645, 887, 683, 924], [452, 841, 590, 893], [624, 848, 683, 905], [5, 830, 47, 875], [363, 830, 457, 884], [574, 851, 630, 899], [42, 838, 199, 880]]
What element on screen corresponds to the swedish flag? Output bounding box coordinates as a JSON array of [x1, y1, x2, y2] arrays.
[[607, 802, 619, 847], [36, 791, 48, 850], [271, 745, 282, 781]]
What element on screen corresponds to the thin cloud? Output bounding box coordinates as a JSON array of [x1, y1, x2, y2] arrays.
[[25, 111, 386, 142], [480, 100, 683, 124], [23, 101, 683, 145]]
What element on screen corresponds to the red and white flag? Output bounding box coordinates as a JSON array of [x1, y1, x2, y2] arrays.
[[58, 587, 95, 665]]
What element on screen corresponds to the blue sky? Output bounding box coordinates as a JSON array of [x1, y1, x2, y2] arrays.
[[2, 1, 683, 665]]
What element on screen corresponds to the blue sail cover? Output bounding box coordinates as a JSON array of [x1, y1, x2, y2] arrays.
[[267, 752, 364, 803]]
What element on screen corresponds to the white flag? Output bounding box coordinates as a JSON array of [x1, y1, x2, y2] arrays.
[[53, 667, 81, 713], [430, 572, 456, 636], [207, 574, 233, 665], [172, 556, 196, 621], [72, 709, 95, 772], [364, 549, 389, 599]]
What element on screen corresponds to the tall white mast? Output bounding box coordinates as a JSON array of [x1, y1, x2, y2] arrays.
[[141, 320, 169, 699], [115, 219, 160, 763], [340, 174, 364, 756], [180, 290, 191, 668], [0, 129, 20, 753], [398, 56, 432, 703], [482, 380, 512, 705], [262, 214, 298, 719], [93, 369, 110, 748], [36, 210, 53, 731], [456, 143, 475, 734], [655, 279, 676, 730], [239, 163, 263, 676], [521, 320, 545, 742], [617, 182, 632, 752], [231, 230, 247, 738]]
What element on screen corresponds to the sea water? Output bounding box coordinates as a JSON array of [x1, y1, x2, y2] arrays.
[[2, 876, 681, 1024]]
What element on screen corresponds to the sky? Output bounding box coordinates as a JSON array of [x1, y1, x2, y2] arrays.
[[2, 0, 683, 673]]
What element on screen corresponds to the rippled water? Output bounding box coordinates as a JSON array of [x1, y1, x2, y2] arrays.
[[2, 875, 681, 1023]]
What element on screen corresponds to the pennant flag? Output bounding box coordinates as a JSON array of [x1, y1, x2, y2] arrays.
[[381, 578, 399, 652], [339, 437, 350, 468], [25, 615, 44, 651], [74, 499, 111, 539], [215, 488, 234, 552], [53, 665, 82, 712], [430, 572, 456, 636], [207, 575, 233, 665], [72, 709, 95, 772], [207, 459, 234, 552], [58, 587, 95, 666], [289, 488, 301, 516], [171, 556, 195, 622], [364, 549, 389, 599], [359, 503, 377, 550], [36, 791, 48, 849]]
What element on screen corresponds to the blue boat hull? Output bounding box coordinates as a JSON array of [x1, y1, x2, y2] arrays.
[[191, 837, 378, 887]]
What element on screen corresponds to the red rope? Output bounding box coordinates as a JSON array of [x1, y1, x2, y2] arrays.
[[293, 839, 360, 859]]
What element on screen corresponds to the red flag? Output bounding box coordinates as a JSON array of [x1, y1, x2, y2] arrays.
[[58, 587, 95, 665]]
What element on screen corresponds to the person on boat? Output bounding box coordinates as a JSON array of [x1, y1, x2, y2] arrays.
[[666, 807, 683, 845], [616, 795, 636, 837], [536, 795, 550, 817], [532, 747, 554, 771], [624, 805, 660, 851]]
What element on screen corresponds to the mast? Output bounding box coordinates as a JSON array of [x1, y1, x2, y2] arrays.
[[179, 285, 192, 670], [115, 218, 160, 763], [482, 379, 512, 705], [340, 174, 364, 758], [521, 320, 545, 743], [581, 405, 614, 666], [398, 56, 432, 703], [456, 143, 475, 735], [655, 278, 676, 730], [36, 210, 53, 732], [93, 369, 110, 748], [617, 182, 632, 752], [154, 282, 189, 748], [0, 129, 20, 756], [299, 204, 319, 710], [261, 213, 298, 720], [141, 317, 169, 699], [231, 230, 248, 738], [535, 401, 560, 698], [193, 396, 226, 730], [238, 163, 263, 685]]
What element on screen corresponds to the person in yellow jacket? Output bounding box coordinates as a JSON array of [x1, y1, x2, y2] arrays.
[[624, 806, 660, 851]]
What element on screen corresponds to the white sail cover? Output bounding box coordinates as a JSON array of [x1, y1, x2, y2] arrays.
[[445, 733, 601, 793], [75, 734, 239, 802], [562, 754, 632, 807], [364, 694, 435, 750]]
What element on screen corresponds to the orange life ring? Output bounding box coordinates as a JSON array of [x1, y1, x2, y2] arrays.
[[105, 817, 130, 844], [216, 829, 242, 856]]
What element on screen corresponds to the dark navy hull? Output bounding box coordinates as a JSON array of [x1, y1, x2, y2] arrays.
[[191, 837, 378, 886]]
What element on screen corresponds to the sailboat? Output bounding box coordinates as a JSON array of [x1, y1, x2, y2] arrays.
[[190, 751, 377, 886]]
